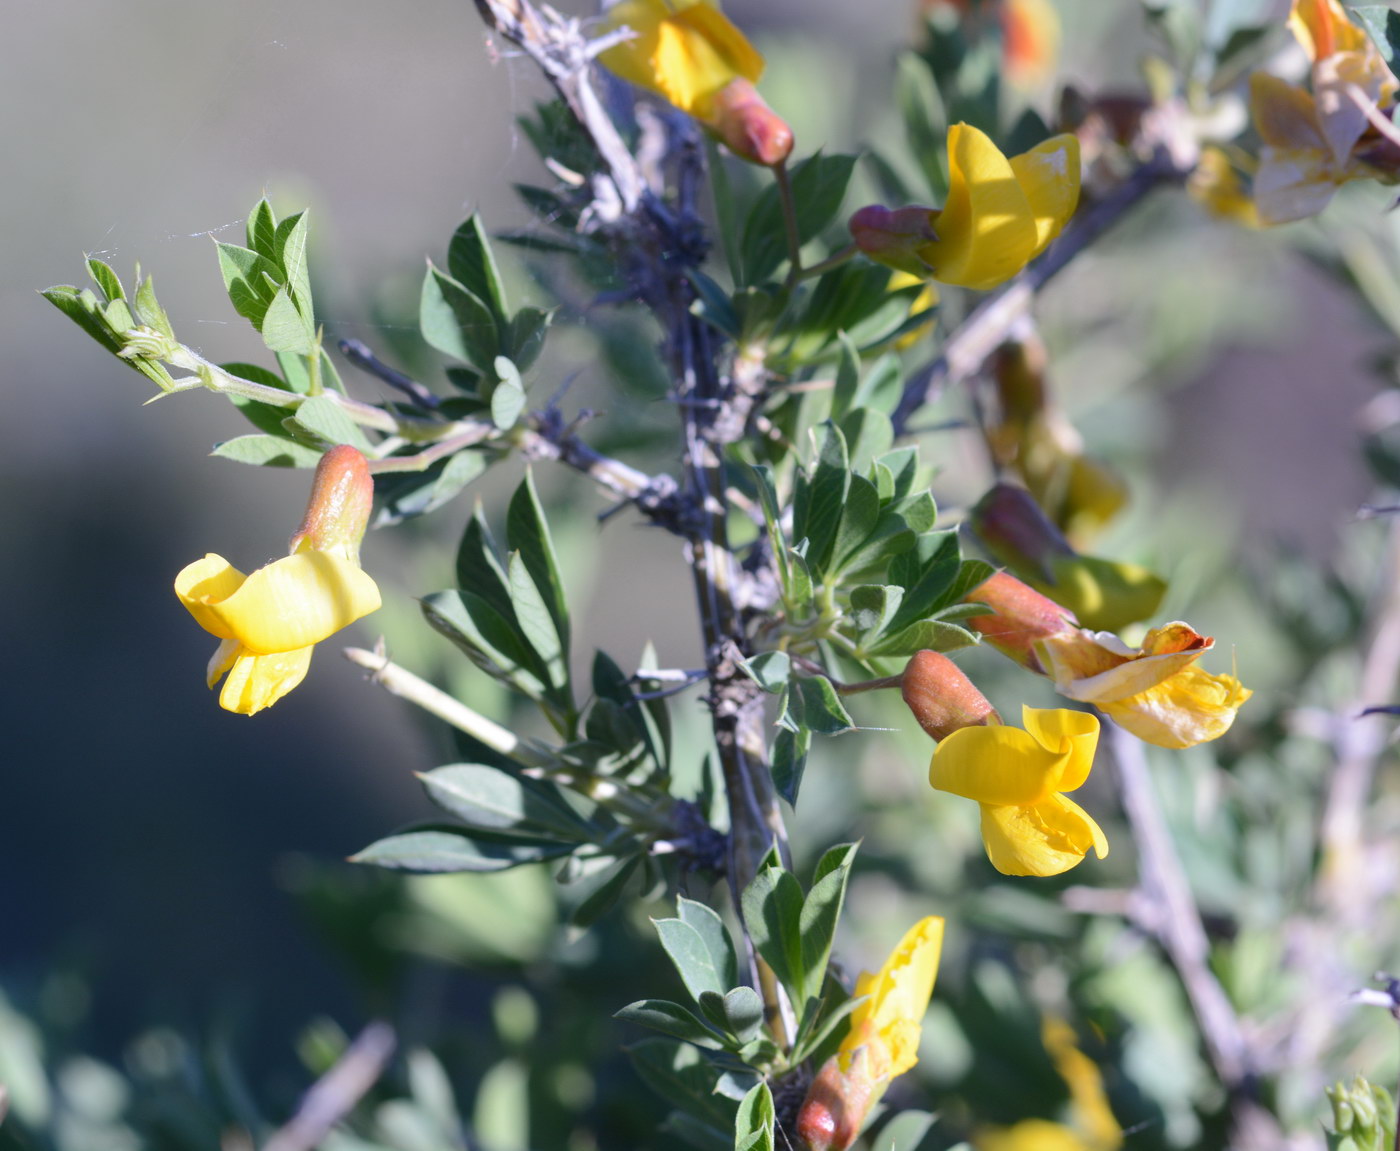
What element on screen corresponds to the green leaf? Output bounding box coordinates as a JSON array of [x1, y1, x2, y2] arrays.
[[831, 474, 882, 575], [741, 153, 860, 285], [507, 550, 567, 694], [572, 855, 642, 928], [420, 264, 500, 371], [628, 1039, 736, 1130], [373, 450, 486, 526], [831, 333, 861, 423], [1354, 7, 1400, 71], [718, 987, 765, 1045], [134, 271, 176, 340], [870, 1110, 936, 1151], [418, 764, 589, 840], [741, 866, 805, 998], [260, 287, 314, 354], [866, 618, 978, 658], [224, 361, 296, 436], [448, 214, 509, 324], [655, 919, 730, 1003], [247, 198, 278, 260], [351, 829, 571, 872], [491, 355, 527, 429], [86, 257, 124, 304], [288, 394, 372, 450], [740, 651, 791, 694], [849, 584, 905, 638], [690, 270, 743, 339], [617, 1000, 723, 1047], [793, 422, 850, 576], [771, 727, 811, 808], [507, 306, 551, 373], [796, 676, 856, 736], [275, 210, 313, 316], [750, 465, 791, 592], [420, 589, 549, 701], [211, 434, 324, 468], [734, 1082, 775, 1151], [798, 845, 857, 1006], [896, 52, 948, 198], [507, 471, 570, 665], [841, 408, 895, 480], [216, 242, 282, 328], [456, 506, 516, 623], [681, 897, 741, 984]]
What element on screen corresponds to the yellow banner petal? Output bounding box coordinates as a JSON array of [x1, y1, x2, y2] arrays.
[[930, 721, 1063, 805], [200, 551, 381, 654], [1020, 706, 1099, 792], [175, 554, 248, 639], [1007, 134, 1080, 258]]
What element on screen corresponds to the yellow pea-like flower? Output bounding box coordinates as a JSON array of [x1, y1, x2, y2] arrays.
[[1037, 623, 1252, 749], [174, 446, 381, 715], [850, 125, 1080, 290], [930, 706, 1107, 877]]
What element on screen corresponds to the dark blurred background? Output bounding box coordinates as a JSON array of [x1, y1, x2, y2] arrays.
[[1, 0, 1377, 1079]]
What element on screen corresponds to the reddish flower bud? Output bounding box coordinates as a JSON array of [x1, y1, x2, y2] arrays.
[[962, 571, 1077, 672], [848, 205, 939, 277], [971, 482, 1075, 582], [288, 445, 375, 562], [710, 78, 794, 167], [795, 1049, 878, 1151], [901, 651, 1000, 741]]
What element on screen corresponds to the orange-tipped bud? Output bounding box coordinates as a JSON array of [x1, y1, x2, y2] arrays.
[[710, 78, 794, 167], [901, 651, 1000, 741], [962, 571, 1077, 671], [795, 1049, 878, 1151], [289, 445, 375, 562], [848, 205, 938, 277]]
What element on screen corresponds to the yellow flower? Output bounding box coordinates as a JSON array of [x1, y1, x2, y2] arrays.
[[796, 917, 944, 1151], [929, 706, 1107, 877], [599, 0, 792, 165], [175, 446, 381, 715], [851, 125, 1078, 290], [1036, 623, 1252, 749], [1250, 0, 1400, 224], [977, 1017, 1122, 1151], [1188, 145, 1261, 228]]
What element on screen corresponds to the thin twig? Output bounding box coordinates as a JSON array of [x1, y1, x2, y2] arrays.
[[338, 338, 441, 409], [891, 153, 1187, 435], [1104, 719, 1271, 1142], [261, 1021, 396, 1151]]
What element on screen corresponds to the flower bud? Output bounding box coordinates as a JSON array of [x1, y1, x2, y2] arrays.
[[990, 334, 1049, 426], [901, 650, 999, 741], [795, 1048, 877, 1151], [962, 571, 1078, 671], [971, 482, 1075, 581], [709, 78, 794, 167], [289, 445, 375, 562], [848, 205, 938, 277]]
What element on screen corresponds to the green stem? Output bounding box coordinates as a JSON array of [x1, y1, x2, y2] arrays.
[[775, 159, 804, 290], [792, 242, 859, 284], [835, 673, 904, 696]]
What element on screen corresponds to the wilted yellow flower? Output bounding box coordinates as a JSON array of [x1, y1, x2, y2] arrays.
[[930, 706, 1107, 877], [850, 124, 1080, 290], [1251, 0, 1400, 223], [175, 446, 381, 715], [796, 917, 945, 1151], [1188, 145, 1261, 227], [599, 0, 793, 165], [1036, 623, 1252, 749]]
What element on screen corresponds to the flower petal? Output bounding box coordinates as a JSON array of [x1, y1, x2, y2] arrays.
[[195, 551, 381, 654], [175, 554, 248, 639], [1019, 706, 1100, 792], [1007, 133, 1080, 258], [930, 721, 1064, 806], [841, 916, 944, 1079], [601, 0, 763, 123], [979, 794, 1107, 877], [1043, 626, 1209, 703], [919, 123, 1039, 290], [977, 1119, 1099, 1151], [1099, 667, 1252, 749], [215, 645, 315, 715]]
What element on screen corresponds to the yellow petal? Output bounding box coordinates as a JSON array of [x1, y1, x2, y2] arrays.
[[1020, 706, 1100, 792], [601, 0, 763, 122], [977, 1119, 1098, 1151], [1099, 667, 1252, 749], [1289, 0, 1369, 61], [979, 794, 1107, 877], [841, 916, 944, 1079], [1039, 554, 1167, 633], [930, 721, 1063, 805], [215, 645, 315, 715], [1007, 134, 1080, 258], [1042, 1017, 1123, 1151], [919, 123, 1040, 290], [1044, 627, 1208, 703], [193, 551, 381, 654], [175, 554, 248, 639]]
